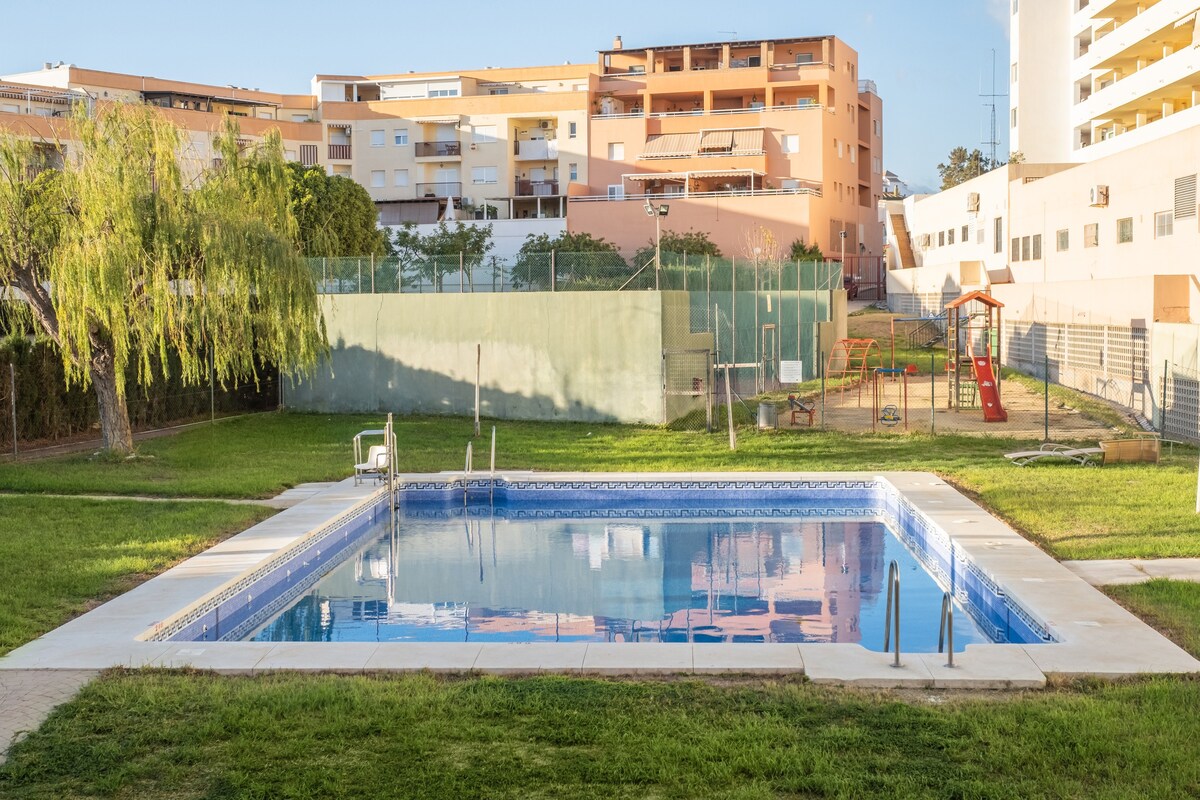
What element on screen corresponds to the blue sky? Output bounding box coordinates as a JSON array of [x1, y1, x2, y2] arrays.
[[1, 0, 1009, 191]]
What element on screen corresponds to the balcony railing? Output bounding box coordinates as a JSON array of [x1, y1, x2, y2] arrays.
[[591, 103, 823, 121], [415, 141, 462, 158], [570, 185, 822, 202], [328, 143, 351, 160], [515, 179, 559, 196], [416, 182, 463, 198]]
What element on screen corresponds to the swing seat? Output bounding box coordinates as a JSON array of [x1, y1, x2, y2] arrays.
[[787, 395, 815, 427]]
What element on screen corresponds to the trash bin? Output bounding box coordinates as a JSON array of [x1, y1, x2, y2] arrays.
[[757, 402, 777, 430]]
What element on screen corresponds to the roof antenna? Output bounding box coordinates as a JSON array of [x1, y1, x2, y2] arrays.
[[718, 30, 738, 40], [980, 47, 1008, 168]]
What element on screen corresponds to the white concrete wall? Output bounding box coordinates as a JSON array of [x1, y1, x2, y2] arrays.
[[382, 218, 566, 261]]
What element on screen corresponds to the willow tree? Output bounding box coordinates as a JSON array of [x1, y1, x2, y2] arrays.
[[0, 104, 327, 454]]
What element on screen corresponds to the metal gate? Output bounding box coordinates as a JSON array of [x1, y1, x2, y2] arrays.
[[663, 348, 713, 430]]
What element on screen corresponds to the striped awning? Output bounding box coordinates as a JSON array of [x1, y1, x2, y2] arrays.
[[625, 172, 688, 182], [731, 128, 765, 155], [698, 129, 734, 152], [689, 169, 764, 178], [641, 132, 700, 159]]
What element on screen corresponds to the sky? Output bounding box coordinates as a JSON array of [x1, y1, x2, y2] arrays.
[[0, 0, 1010, 191]]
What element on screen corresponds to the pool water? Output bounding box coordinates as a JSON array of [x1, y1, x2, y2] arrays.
[[251, 514, 990, 651]]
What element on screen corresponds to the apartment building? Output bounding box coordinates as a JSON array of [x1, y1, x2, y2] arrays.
[[0, 62, 323, 182], [1, 34, 884, 259], [571, 35, 884, 258], [311, 64, 592, 234]]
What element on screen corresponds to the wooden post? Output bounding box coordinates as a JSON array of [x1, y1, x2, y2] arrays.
[[474, 344, 481, 437], [725, 364, 736, 450]]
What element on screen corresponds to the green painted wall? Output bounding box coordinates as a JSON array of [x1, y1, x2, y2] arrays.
[[287, 292, 667, 423]]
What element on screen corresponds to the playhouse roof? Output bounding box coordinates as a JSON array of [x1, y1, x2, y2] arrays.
[[945, 291, 1004, 310]]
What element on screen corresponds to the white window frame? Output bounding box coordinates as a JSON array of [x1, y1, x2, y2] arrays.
[[607, 184, 625, 200], [1155, 210, 1173, 238], [369, 170, 385, 188], [393, 129, 409, 146], [370, 129, 385, 147], [781, 134, 799, 154], [393, 169, 409, 187], [608, 142, 625, 160], [471, 165, 498, 185], [472, 125, 497, 145], [568, 121, 577, 139]]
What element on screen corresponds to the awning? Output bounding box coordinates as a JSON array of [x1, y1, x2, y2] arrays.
[[698, 129, 733, 152], [640, 132, 700, 159], [413, 116, 462, 124], [688, 169, 764, 178], [731, 128, 765, 155], [625, 172, 688, 182]]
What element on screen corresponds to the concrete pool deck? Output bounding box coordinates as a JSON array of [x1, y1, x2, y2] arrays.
[[2, 472, 1197, 690]]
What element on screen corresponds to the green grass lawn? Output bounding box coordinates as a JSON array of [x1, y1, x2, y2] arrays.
[[1108, 580, 1200, 658], [1, 670, 1198, 799], [2, 412, 1194, 559], [0, 497, 272, 656]]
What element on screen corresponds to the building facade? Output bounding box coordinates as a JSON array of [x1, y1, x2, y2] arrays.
[[2, 34, 884, 260]]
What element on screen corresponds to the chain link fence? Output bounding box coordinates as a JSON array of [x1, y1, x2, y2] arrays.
[[0, 340, 280, 457], [1162, 361, 1200, 444]]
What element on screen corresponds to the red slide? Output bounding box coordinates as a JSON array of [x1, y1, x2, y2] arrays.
[[973, 356, 1008, 423]]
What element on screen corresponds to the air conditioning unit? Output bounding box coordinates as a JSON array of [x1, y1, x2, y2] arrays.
[[539, 121, 550, 129], [1089, 184, 1109, 207], [967, 192, 980, 212]]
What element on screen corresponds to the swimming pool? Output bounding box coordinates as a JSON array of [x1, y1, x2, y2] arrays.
[[153, 476, 1054, 652]]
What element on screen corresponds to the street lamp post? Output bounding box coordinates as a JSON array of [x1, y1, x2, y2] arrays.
[[644, 200, 669, 289]]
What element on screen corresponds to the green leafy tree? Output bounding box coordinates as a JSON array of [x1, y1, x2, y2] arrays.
[[937, 147, 995, 190], [788, 238, 824, 261], [390, 221, 494, 290], [512, 231, 626, 290], [633, 229, 722, 271], [286, 163, 387, 256], [0, 104, 327, 454]]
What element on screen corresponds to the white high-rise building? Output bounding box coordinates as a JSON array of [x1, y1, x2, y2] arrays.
[[1012, 0, 1200, 163]]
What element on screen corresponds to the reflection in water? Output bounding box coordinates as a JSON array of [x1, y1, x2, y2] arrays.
[[252, 517, 990, 652]]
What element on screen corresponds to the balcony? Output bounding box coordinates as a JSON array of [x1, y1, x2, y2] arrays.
[[327, 143, 351, 160], [515, 179, 559, 196], [415, 141, 462, 160], [416, 182, 462, 198]]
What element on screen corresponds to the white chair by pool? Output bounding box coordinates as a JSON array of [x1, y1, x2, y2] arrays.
[[354, 445, 390, 483]]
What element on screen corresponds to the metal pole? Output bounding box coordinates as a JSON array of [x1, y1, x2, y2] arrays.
[[370, 253, 375, 294], [550, 249, 556, 292], [655, 215, 661, 290], [474, 343, 481, 437], [931, 352, 936, 435], [357, 258, 362, 293], [8, 362, 16, 455], [459, 252, 464, 294], [731, 256, 737, 383], [1044, 355, 1050, 442], [1161, 360, 1169, 436], [724, 364, 736, 451], [754, 256, 760, 393]]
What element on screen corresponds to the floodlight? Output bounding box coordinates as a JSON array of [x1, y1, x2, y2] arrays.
[[643, 200, 656, 217], [657, 203, 670, 216]]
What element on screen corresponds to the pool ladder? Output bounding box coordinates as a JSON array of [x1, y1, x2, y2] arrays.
[[882, 560, 957, 670]]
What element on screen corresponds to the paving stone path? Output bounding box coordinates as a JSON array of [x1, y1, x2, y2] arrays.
[[1061, 558, 1200, 587], [0, 670, 99, 764]]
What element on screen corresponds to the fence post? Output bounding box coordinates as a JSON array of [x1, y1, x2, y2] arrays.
[[397, 258, 402, 293], [724, 364, 736, 451], [357, 258, 362, 293], [322, 257, 327, 291], [1161, 360, 1169, 436], [209, 350, 216, 424], [1044, 355, 1050, 442], [459, 252, 464, 294], [682, 251, 688, 292], [551, 249, 556, 292], [370, 253, 375, 294], [931, 352, 936, 435], [9, 362, 16, 458]]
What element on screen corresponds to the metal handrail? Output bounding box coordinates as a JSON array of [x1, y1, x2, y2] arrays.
[[938, 592, 956, 668], [882, 559, 901, 667]]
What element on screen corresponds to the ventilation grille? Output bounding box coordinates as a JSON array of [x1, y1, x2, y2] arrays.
[[1176, 174, 1197, 219]]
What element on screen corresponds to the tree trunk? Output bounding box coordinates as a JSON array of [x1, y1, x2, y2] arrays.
[[90, 347, 134, 455]]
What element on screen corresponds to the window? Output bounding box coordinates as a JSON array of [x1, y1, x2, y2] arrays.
[[1011, 107, 1017, 128], [568, 121, 577, 139], [370, 130, 385, 147], [471, 166, 498, 184], [835, 139, 843, 158], [961, 225, 968, 242], [489, 88, 509, 95], [607, 184, 624, 200], [1084, 223, 1099, 247], [1011, 63, 1018, 83], [608, 142, 624, 160], [472, 125, 497, 145], [1057, 228, 1069, 251], [795, 53, 815, 65], [1021, 236, 1031, 260], [299, 144, 318, 166], [994, 218, 1003, 253], [1155, 210, 1174, 238], [1117, 217, 1133, 243], [1032, 234, 1042, 260], [948, 228, 955, 245], [393, 169, 409, 187], [568, 162, 578, 181], [1012, 0, 1018, 12], [428, 88, 459, 97], [939, 231, 945, 247], [394, 129, 409, 146], [850, 147, 856, 164], [782, 134, 800, 153], [291, 113, 310, 122], [285, 149, 297, 161], [873, 119, 881, 137], [370, 170, 385, 188], [1011, 237, 1021, 260]]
